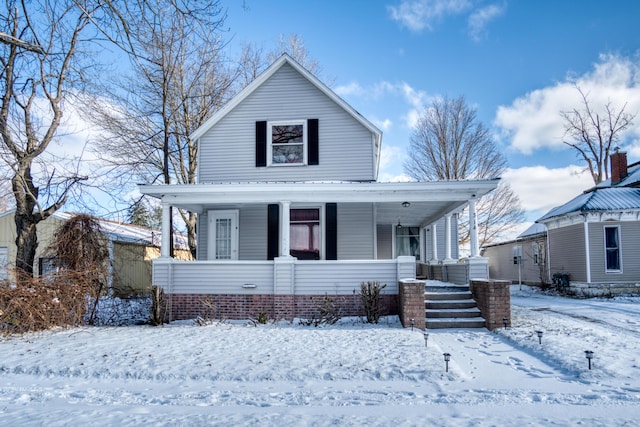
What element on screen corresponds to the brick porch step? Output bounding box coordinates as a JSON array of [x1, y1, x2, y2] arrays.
[[426, 317, 487, 329], [424, 284, 486, 329]]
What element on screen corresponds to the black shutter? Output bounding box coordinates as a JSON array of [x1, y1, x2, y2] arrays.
[[326, 203, 337, 260], [308, 119, 319, 165], [256, 121, 267, 167], [267, 204, 279, 260]]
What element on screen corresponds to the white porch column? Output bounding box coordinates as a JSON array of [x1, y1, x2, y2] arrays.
[[430, 222, 438, 264], [469, 198, 479, 258], [444, 214, 453, 262], [161, 201, 171, 258], [280, 201, 291, 257]]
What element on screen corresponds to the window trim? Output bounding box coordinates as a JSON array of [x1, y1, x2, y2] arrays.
[[267, 120, 307, 166], [604, 225, 622, 273]]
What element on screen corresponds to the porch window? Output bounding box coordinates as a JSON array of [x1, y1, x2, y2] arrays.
[[396, 226, 420, 258], [290, 208, 320, 259], [268, 121, 306, 165], [604, 226, 621, 272]]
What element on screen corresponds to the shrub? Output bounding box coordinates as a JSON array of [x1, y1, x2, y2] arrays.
[[360, 281, 387, 324], [301, 294, 342, 327]]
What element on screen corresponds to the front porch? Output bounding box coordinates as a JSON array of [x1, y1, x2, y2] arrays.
[[142, 180, 498, 322]]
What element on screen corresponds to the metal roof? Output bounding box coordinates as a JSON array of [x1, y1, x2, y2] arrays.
[[537, 187, 640, 222]]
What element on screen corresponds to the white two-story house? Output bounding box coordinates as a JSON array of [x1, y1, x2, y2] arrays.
[[140, 54, 498, 321]]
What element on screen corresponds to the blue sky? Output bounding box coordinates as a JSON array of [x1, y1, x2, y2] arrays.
[[222, 0, 640, 231]]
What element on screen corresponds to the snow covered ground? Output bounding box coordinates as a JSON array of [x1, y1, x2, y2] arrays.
[[1, 284, 639, 426]]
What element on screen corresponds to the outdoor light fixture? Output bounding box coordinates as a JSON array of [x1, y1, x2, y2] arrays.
[[410, 318, 415, 331], [443, 353, 451, 372], [424, 332, 429, 348], [402, 201, 411, 208], [397, 220, 402, 229], [503, 317, 509, 329], [535, 330, 543, 344], [585, 350, 594, 370]]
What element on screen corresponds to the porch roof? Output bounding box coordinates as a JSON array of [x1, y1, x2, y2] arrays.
[[140, 179, 499, 227]]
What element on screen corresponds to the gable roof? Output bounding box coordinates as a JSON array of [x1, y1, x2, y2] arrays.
[[537, 187, 640, 222], [189, 54, 383, 177]]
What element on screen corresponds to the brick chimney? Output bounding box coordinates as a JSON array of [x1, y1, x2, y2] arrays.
[[610, 150, 628, 185]]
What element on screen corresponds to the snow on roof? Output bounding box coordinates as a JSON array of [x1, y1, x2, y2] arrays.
[[518, 222, 547, 238], [537, 187, 640, 222]]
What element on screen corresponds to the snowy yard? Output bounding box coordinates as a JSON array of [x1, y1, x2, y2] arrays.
[[1, 285, 639, 426]]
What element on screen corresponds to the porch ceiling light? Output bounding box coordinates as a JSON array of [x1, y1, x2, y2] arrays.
[[402, 201, 411, 208]]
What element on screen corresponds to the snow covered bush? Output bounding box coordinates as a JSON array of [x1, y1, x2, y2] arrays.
[[360, 281, 387, 324]]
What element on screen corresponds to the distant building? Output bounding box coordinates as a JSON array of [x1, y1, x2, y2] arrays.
[[0, 210, 190, 295]]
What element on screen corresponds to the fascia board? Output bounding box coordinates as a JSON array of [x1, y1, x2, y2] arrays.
[[139, 180, 499, 205]]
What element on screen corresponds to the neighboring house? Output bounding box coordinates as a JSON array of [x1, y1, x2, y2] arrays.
[[0, 210, 188, 295], [140, 54, 499, 320], [535, 151, 640, 296], [486, 151, 640, 296], [482, 223, 548, 285]]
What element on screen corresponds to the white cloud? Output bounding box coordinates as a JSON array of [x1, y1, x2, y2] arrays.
[[468, 3, 506, 41], [334, 81, 365, 97], [371, 117, 393, 132], [501, 164, 593, 217], [388, 0, 472, 32], [379, 145, 407, 174], [495, 53, 640, 155]]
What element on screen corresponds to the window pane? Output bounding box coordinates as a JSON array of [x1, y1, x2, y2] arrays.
[[604, 227, 620, 271], [216, 218, 232, 259], [272, 124, 303, 144], [605, 227, 619, 248], [272, 144, 303, 164], [290, 209, 320, 259], [396, 226, 420, 257]]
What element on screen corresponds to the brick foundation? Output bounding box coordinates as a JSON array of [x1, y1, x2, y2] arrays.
[[164, 293, 398, 322], [398, 279, 426, 330], [469, 279, 511, 330]]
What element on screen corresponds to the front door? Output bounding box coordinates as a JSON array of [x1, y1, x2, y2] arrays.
[[208, 210, 239, 260]]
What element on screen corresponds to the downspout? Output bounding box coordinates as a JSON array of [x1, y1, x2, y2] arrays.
[[583, 214, 591, 284]]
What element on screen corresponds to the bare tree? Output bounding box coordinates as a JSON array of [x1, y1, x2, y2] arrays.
[[405, 95, 525, 248], [561, 86, 635, 184], [238, 33, 324, 87], [0, 0, 96, 278], [83, 0, 233, 258]]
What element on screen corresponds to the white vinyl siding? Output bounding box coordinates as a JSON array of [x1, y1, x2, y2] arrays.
[[198, 63, 375, 183], [337, 203, 374, 260]]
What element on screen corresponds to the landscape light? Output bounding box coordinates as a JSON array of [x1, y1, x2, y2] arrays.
[[503, 317, 509, 329], [585, 350, 594, 370], [535, 330, 543, 344], [410, 318, 415, 331], [443, 353, 451, 372], [423, 332, 429, 348]]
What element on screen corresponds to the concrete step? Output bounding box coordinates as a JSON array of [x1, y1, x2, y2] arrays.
[[426, 317, 486, 329], [425, 291, 473, 301], [425, 284, 470, 293], [425, 299, 477, 310], [425, 307, 482, 318]]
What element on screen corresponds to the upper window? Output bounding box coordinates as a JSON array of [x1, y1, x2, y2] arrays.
[[604, 226, 621, 272], [268, 120, 307, 166]]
